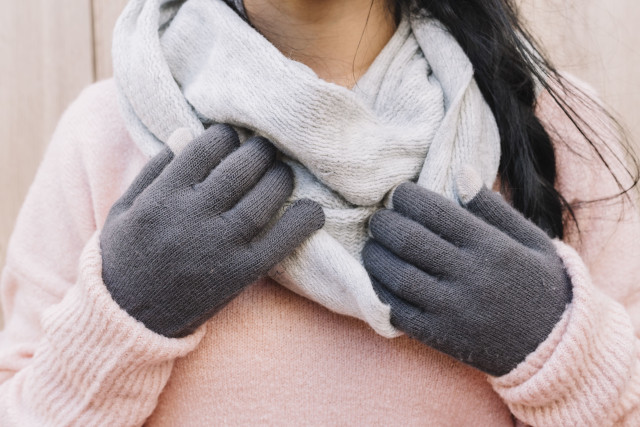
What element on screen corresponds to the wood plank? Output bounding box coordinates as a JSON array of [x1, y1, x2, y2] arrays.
[[0, 0, 94, 273], [92, 0, 130, 80]]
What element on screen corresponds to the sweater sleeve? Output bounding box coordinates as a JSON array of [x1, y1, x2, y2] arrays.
[[0, 80, 205, 426], [488, 79, 640, 426]]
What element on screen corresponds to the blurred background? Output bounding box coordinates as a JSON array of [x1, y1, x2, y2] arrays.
[[0, 0, 639, 325]]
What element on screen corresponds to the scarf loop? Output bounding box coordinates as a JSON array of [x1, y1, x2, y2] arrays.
[[112, 0, 501, 337]]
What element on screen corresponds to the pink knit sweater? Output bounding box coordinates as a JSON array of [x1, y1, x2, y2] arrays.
[[0, 78, 639, 426]]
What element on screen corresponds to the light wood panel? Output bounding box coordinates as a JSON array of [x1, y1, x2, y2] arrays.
[[0, 0, 94, 271], [92, 0, 129, 80]]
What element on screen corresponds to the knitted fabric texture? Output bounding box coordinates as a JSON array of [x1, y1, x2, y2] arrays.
[[112, 0, 501, 336]]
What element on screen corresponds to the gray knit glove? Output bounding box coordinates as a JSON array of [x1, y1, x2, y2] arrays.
[[362, 176, 572, 377], [100, 124, 325, 338]]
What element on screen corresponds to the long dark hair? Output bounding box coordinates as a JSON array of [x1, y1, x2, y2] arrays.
[[393, 0, 639, 238]]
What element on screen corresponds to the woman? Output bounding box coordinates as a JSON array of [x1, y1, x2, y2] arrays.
[[1, 0, 639, 425]]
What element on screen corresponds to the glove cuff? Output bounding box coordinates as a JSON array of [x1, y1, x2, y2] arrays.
[[488, 239, 639, 426]]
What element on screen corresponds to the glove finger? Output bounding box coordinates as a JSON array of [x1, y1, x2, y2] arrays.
[[110, 146, 174, 213], [368, 209, 464, 276], [370, 277, 440, 343], [158, 123, 240, 189], [198, 136, 277, 212], [363, 240, 456, 313], [221, 162, 294, 242], [250, 199, 325, 271], [391, 182, 488, 247], [463, 186, 554, 252]]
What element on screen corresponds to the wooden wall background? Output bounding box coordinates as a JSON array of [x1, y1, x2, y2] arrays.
[[1, 0, 639, 324]]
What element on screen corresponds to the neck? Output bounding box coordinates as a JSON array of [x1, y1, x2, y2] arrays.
[[242, 0, 398, 88]]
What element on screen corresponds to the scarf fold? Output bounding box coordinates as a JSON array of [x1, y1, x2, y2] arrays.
[[112, 0, 501, 337]]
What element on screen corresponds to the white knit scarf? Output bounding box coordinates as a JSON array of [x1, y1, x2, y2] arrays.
[[112, 0, 501, 337]]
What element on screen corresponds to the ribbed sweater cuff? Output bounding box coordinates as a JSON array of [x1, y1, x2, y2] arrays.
[[22, 232, 205, 426], [488, 240, 640, 427]]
